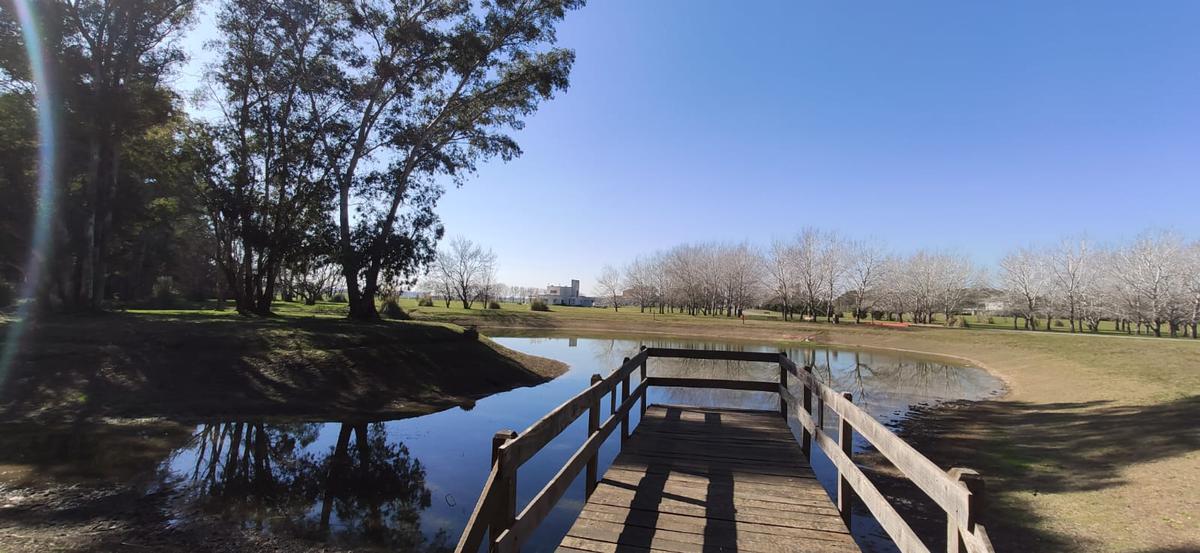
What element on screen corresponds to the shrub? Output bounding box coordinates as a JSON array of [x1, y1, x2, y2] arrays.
[[986, 316, 995, 324], [331, 292, 348, 303], [151, 276, 180, 308], [488, 301, 501, 309], [381, 297, 410, 320], [1054, 319, 1065, 327], [418, 296, 434, 307], [0, 280, 13, 309], [530, 299, 550, 312]]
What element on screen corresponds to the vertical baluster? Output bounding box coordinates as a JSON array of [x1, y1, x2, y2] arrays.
[[620, 357, 631, 444], [837, 392, 855, 528], [586, 374, 601, 497], [638, 346, 648, 417], [489, 429, 518, 552], [778, 352, 789, 419], [947, 468, 984, 553], [801, 364, 814, 458]]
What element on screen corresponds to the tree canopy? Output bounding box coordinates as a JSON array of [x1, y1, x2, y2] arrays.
[[0, 0, 582, 316]]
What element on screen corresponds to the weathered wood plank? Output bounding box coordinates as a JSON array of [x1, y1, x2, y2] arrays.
[[589, 482, 845, 519], [644, 348, 781, 362], [646, 376, 779, 393], [567, 518, 860, 553], [558, 405, 857, 553], [599, 468, 834, 504], [578, 502, 852, 538], [495, 380, 648, 553]]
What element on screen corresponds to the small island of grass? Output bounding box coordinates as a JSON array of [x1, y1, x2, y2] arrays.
[[0, 304, 566, 423]]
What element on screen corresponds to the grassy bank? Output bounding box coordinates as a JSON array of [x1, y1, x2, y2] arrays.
[[0, 308, 565, 422], [402, 299, 1199, 553]]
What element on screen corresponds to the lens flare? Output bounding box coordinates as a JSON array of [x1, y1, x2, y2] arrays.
[[0, 0, 59, 385]]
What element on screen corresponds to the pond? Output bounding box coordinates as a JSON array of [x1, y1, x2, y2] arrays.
[[4, 334, 1003, 553]]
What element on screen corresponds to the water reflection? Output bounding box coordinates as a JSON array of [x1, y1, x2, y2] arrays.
[[170, 421, 448, 552]]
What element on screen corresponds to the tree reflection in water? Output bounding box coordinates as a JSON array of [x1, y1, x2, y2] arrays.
[[177, 421, 448, 552]]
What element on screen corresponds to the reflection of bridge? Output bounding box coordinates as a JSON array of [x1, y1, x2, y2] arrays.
[[455, 348, 996, 553]]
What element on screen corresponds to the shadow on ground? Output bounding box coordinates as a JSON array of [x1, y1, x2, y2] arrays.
[[858, 394, 1200, 552]]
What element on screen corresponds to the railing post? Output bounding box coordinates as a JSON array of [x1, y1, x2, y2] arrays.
[[947, 468, 984, 553], [801, 364, 814, 458], [778, 352, 789, 419], [490, 429, 518, 552], [586, 374, 602, 497], [609, 379, 616, 416], [639, 346, 648, 417], [620, 357, 631, 444], [837, 392, 855, 528]]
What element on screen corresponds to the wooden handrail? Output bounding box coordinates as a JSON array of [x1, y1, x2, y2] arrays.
[[498, 350, 647, 468], [454, 347, 995, 553], [779, 353, 995, 553], [643, 347, 780, 362]]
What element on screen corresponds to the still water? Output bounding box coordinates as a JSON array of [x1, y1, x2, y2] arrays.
[[16, 335, 1004, 552]]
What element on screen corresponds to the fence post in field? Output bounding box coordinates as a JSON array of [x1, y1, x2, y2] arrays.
[[778, 352, 789, 419], [490, 429, 518, 551], [639, 346, 648, 417], [620, 357, 631, 444], [947, 467, 985, 553], [586, 374, 602, 497], [837, 392, 855, 528]]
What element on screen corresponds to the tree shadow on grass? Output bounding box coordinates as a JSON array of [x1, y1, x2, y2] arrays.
[[858, 394, 1200, 553]]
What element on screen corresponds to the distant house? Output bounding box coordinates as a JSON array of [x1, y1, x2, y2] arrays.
[[538, 279, 595, 307], [962, 288, 1008, 315]]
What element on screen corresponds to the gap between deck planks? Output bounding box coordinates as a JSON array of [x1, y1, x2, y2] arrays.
[[557, 404, 861, 553]]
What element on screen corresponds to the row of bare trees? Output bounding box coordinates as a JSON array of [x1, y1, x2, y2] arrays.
[[598, 229, 983, 325], [999, 232, 1200, 337], [600, 228, 1200, 338]]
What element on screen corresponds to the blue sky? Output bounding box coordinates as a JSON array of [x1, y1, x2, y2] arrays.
[[178, 1, 1200, 293]]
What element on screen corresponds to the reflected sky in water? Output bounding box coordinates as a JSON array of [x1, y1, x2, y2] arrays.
[[4, 335, 1002, 553]]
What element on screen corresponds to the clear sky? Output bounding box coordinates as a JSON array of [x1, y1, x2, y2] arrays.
[[179, 1, 1200, 294]]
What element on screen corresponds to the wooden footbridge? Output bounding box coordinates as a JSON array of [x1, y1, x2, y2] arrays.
[[454, 347, 997, 553]]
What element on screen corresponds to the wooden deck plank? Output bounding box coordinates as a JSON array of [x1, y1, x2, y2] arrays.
[[559, 404, 860, 553]]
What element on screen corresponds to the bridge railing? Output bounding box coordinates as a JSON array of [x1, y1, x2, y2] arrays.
[[453, 347, 996, 553]]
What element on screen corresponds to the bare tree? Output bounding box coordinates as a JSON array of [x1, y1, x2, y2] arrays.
[[1110, 231, 1183, 337], [596, 264, 624, 312], [1048, 237, 1096, 332], [624, 257, 659, 312], [767, 239, 797, 321], [1000, 247, 1052, 330], [432, 237, 497, 309], [847, 239, 888, 323]]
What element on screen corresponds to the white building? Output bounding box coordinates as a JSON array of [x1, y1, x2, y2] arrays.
[[538, 279, 595, 307]]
